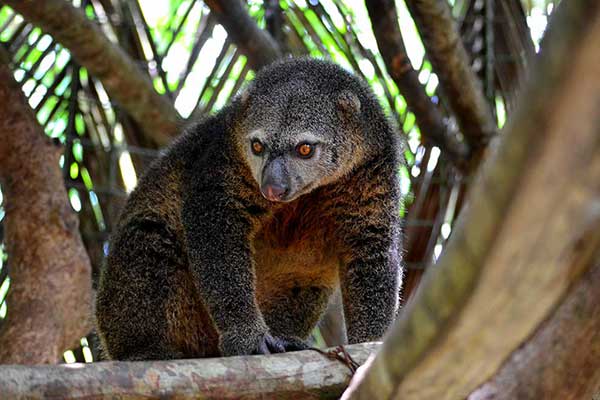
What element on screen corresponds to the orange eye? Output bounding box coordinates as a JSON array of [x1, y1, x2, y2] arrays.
[[251, 140, 264, 155], [296, 143, 314, 158]]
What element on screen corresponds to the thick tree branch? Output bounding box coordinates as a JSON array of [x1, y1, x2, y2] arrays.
[[406, 0, 497, 153], [469, 260, 600, 400], [0, 343, 378, 399], [343, 1, 600, 399], [2, 0, 182, 147], [204, 0, 282, 70], [365, 0, 469, 168], [0, 61, 92, 364]]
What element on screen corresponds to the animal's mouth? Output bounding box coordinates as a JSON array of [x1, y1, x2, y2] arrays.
[[260, 184, 289, 202], [261, 190, 299, 203], [261, 183, 316, 203]]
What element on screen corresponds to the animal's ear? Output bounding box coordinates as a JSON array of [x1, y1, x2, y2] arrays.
[[228, 87, 251, 126], [225, 88, 250, 126], [336, 90, 361, 116]]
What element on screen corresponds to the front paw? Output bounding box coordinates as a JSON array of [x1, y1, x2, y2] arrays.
[[276, 335, 310, 352], [220, 331, 309, 356], [220, 330, 271, 356], [254, 334, 309, 354]]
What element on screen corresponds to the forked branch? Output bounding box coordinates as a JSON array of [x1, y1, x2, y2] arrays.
[[366, 0, 469, 168], [406, 0, 497, 157]]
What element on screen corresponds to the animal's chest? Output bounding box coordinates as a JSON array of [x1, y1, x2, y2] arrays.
[[252, 202, 340, 294]]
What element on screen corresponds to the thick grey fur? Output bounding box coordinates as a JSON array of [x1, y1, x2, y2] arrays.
[[95, 58, 404, 360]]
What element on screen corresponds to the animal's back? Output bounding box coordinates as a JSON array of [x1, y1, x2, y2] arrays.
[[96, 118, 227, 360]]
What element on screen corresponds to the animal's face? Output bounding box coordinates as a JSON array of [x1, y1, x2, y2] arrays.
[[238, 85, 362, 203], [243, 127, 332, 202]]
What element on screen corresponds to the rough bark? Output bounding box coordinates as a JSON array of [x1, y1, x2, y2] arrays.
[[204, 0, 282, 70], [365, 0, 469, 168], [0, 343, 378, 399], [469, 260, 600, 400], [343, 1, 600, 399], [3, 0, 182, 147], [406, 0, 497, 155], [0, 61, 92, 364]]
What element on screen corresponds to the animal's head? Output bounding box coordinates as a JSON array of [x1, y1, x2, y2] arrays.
[[233, 58, 371, 203]]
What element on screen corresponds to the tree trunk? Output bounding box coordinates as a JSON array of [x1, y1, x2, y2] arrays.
[[0, 343, 377, 399], [343, 1, 600, 398], [469, 260, 600, 400], [0, 62, 92, 364]]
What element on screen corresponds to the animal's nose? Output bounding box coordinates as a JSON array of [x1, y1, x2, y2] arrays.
[[262, 184, 288, 202]]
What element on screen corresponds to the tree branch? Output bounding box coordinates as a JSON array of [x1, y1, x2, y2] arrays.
[[406, 0, 497, 154], [365, 0, 469, 168], [343, 1, 600, 398], [265, 0, 288, 53], [204, 0, 282, 70], [493, 0, 535, 114], [2, 0, 182, 147], [469, 260, 600, 400], [0, 343, 378, 399], [0, 61, 92, 364]]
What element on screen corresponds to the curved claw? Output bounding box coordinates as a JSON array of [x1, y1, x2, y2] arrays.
[[280, 336, 309, 352], [254, 338, 272, 355], [252, 334, 309, 355], [265, 335, 286, 353]]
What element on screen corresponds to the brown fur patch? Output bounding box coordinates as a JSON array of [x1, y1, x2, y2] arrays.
[[253, 194, 340, 309], [165, 270, 220, 358]]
